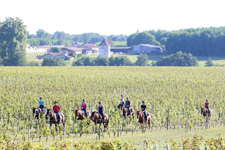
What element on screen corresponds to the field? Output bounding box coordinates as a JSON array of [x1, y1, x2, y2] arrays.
[[1, 67, 225, 149]]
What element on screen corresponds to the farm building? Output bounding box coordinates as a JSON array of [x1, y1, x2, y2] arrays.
[[110, 47, 133, 54], [71, 42, 82, 48], [37, 52, 74, 60], [133, 44, 163, 55], [99, 38, 110, 58], [61, 47, 83, 55], [80, 42, 99, 54], [26, 45, 47, 53]]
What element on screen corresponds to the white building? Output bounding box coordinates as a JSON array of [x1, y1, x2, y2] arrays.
[[26, 45, 47, 53], [99, 39, 110, 58], [133, 44, 163, 55]]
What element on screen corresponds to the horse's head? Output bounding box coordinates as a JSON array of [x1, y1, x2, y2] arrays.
[[137, 110, 140, 119], [201, 108, 207, 116], [45, 109, 50, 120], [75, 110, 78, 117], [91, 111, 96, 120]]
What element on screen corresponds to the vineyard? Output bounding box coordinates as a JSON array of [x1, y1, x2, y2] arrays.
[[0, 67, 225, 149]]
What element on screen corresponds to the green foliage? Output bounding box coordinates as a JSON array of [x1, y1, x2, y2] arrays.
[[41, 57, 65, 66], [0, 17, 27, 66], [205, 57, 214, 67], [27, 61, 39, 66], [51, 47, 61, 53], [154, 51, 199, 66], [127, 32, 159, 46], [135, 54, 149, 66], [73, 56, 132, 66]]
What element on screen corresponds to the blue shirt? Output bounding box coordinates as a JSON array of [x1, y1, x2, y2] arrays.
[[39, 101, 44, 106]]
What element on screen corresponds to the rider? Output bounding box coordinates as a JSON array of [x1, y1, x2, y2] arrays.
[[53, 101, 61, 122], [81, 99, 87, 117], [125, 97, 131, 115], [39, 97, 45, 111], [141, 101, 147, 121], [98, 101, 105, 122], [118, 94, 124, 109], [205, 99, 211, 114]]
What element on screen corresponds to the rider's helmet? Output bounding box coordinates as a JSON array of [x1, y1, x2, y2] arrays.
[[83, 99, 86, 102], [121, 94, 123, 97], [206, 99, 208, 102], [40, 97, 42, 100], [126, 97, 129, 100], [142, 100, 145, 103], [99, 101, 102, 104]]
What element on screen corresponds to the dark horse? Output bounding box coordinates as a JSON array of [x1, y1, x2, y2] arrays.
[[122, 104, 135, 119], [75, 109, 91, 120], [90, 111, 109, 131], [46, 110, 65, 131], [137, 110, 151, 128], [33, 107, 47, 119], [201, 107, 211, 117]]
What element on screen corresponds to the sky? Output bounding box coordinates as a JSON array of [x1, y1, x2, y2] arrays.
[[0, 0, 225, 35]]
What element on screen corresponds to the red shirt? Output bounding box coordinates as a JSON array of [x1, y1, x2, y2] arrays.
[[205, 102, 209, 109], [82, 103, 87, 109], [53, 105, 60, 112]]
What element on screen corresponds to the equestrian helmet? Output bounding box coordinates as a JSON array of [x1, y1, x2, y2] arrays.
[[83, 99, 86, 102], [142, 100, 145, 103], [40, 97, 42, 100], [99, 101, 102, 104]]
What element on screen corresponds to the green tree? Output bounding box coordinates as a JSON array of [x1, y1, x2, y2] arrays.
[[51, 47, 61, 53], [135, 54, 149, 66], [205, 57, 214, 67], [155, 51, 198, 66], [41, 57, 65, 66], [0, 17, 27, 66], [93, 57, 109, 66]]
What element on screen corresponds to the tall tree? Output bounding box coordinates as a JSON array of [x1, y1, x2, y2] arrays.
[[0, 17, 27, 66]]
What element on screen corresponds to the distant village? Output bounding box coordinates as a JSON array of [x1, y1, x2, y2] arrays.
[[26, 39, 164, 61]]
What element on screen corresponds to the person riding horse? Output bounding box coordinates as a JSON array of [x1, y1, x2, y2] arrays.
[[39, 97, 45, 112], [205, 99, 211, 114], [141, 101, 147, 121], [53, 101, 61, 122], [81, 99, 87, 117], [125, 97, 131, 115], [118, 95, 124, 109], [98, 101, 105, 122]]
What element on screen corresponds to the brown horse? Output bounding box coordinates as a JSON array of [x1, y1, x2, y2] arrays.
[[33, 107, 47, 119], [122, 104, 135, 119], [137, 110, 151, 128], [201, 107, 211, 117], [47, 110, 65, 131], [75, 109, 91, 120], [90, 111, 109, 131]]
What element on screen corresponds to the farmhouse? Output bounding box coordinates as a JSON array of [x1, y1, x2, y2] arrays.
[[80, 42, 99, 54], [133, 44, 163, 55], [26, 45, 47, 53], [72, 42, 82, 48], [110, 47, 133, 54], [37, 52, 74, 60], [61, 47, 83, 55]]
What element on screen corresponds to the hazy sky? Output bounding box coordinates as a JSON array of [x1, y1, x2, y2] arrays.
[[0, 0, 224, 35]]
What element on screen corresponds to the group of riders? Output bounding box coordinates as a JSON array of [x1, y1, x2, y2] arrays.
[[36, 96, 211, 125]]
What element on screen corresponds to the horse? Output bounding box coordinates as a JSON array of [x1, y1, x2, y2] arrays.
[[201, 107, 211, 117], [122, 104, 135, 119], [75, 109, 91, 120], [117, 102, 124, 110], [90, 111, 109, 131], [136, 110, 151, 128], [33, 107, 47, 119], [46, 110, 65, 131]]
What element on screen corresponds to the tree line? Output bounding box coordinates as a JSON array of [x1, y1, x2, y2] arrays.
[[28, 30, 127, 47], [127, 27, 225, 56]]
